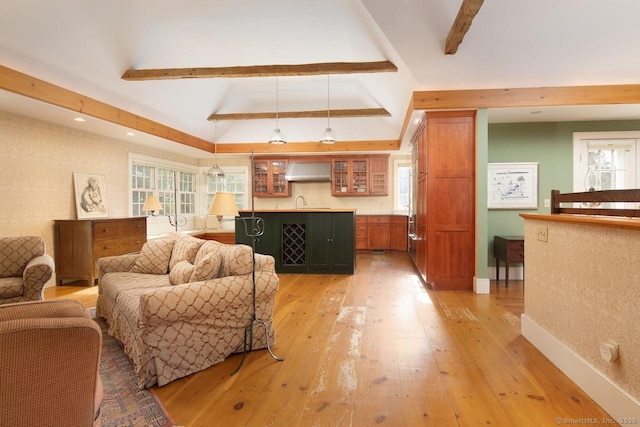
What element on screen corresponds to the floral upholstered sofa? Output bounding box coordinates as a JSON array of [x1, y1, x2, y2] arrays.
[[95, 233, 279, 389]]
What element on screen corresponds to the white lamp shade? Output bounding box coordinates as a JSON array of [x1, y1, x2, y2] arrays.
[[207, 192, 239, 217], [142, 196, 162, 212]]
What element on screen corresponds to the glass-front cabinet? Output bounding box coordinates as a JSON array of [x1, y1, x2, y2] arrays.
[[332, 157, 369, 196], [253, 158, 291, 197]]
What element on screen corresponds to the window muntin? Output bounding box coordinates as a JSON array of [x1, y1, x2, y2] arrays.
[[205, 167, 247, 212]]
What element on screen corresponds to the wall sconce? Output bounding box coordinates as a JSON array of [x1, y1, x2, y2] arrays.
[[207, 192, 239, 222], [143, 195, 186, 231], [142, 196, 162, 216]]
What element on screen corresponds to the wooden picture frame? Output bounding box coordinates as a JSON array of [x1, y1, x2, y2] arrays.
[[487, 162, 539, 209], [73, 173, 109, 219]]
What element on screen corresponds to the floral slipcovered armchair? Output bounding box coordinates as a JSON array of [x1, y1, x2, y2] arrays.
[[0, 236, 55, 305]]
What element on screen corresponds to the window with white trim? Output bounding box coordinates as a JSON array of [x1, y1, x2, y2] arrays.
[[573, 131, 640, 209], [394, 159, 412, 214], [205, 166, 249, 212], [130, 155, 199, 234]]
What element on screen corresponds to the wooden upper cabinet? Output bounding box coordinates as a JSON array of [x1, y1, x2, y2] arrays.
[[412, 117, 427, 178], [331, 155, 388, 196], [253, 158, 291, 197], [369, 155, 388, 195], [332, 157, 368, 195]]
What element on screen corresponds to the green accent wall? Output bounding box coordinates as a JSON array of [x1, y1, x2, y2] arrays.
[[486, 119, 640, 267]]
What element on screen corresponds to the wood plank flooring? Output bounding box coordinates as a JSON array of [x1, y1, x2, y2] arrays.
[[45, 252, 613, 426]]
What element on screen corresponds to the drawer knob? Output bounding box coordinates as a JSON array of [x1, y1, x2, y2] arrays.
[[103, 246, 109, 250], [136, 240, 141, 244], [102, 228, 109, 233]]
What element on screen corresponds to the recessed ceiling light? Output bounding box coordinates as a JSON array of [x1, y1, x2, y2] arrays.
[[73, 117, 86, 122], [126, 131, 135, 136]]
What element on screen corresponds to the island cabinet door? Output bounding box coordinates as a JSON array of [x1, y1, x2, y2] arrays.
[[235, 213, 280, 265], [308, 212, 355, 274]]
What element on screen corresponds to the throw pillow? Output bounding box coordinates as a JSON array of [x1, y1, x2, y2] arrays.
[[131, 238, 174, 275], [169, 234, 204, 271], [169, 260, 195, 285], [190, 251, 222, 282]]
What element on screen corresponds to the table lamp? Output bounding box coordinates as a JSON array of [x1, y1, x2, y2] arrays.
[[207, 192, 239, 222], [142, 196, 162, 216]]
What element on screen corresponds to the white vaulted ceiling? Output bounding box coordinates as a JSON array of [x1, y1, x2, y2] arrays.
[[1, 0, 640, 158]]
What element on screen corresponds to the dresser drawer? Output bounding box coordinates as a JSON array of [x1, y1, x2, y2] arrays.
[[92, 218, 146, 241], [367, 215, 390, 224], [93, 236, 145, 259], [508, 243, 525, 262], [390, 216, 407, 225]]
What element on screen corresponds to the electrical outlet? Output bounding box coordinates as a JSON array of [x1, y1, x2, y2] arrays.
[[536, 225, 548, 242], [544, 199, 550, 208]]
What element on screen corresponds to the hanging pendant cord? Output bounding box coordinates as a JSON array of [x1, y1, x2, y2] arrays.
[[327, 75, 330, 128]]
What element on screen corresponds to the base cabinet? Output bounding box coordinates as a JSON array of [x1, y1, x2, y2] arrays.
[[235, 211, 355, 274], [308, 212, 355, 273], [356, 215, 408, 251], [53, 217, 147, 285]]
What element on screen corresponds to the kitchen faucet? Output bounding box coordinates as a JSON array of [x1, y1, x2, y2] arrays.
[[296, 195, 307, 209]]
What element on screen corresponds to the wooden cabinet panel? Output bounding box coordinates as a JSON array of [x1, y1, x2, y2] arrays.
[[368, 224, 390, 250], [355, 216, 368, 250], [253, 158, 291, 197], [357, 215, 407, 252], [369, 156, 388, 195], [390, 216, 408, 252], [54, 217, 147, 286], [332, 155, 388, 197], [423, 111, 476, 290]]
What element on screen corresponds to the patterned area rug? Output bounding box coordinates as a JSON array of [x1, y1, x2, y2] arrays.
[[93, 313, 175, 427]]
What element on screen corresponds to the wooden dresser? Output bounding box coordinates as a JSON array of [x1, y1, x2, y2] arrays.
[[53, 217, 147, 285]]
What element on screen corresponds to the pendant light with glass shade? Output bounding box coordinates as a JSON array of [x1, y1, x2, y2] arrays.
[[268, 77, 286, 144], [207, 120, 225, 177], [320, 75, 337, 144]]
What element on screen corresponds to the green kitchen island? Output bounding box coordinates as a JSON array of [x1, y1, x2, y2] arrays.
[[235, 209, 356, 274]]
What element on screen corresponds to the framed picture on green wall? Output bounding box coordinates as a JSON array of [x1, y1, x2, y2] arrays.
[[488, 162, 538, 209]]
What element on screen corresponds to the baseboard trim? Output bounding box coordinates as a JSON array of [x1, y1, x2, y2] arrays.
[[521, 315, 640, 420], [473, 277, 490, 294]]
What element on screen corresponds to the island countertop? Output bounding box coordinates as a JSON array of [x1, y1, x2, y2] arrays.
[[238, 208, 357, 213]]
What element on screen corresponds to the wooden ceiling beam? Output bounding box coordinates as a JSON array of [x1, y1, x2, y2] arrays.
[[445, 0, 485, 55], [207, 108, 390, 121], [215, 140, 400, 154], [0, 64, 216, 153], [122, 61, 398, 81], [412, 84, 640, 110]]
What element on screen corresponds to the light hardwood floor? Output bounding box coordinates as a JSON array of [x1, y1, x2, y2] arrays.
[[46, 252, 612, 426]]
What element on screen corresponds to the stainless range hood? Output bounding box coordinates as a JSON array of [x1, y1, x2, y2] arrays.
[[285, 162, 332, 182]]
